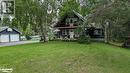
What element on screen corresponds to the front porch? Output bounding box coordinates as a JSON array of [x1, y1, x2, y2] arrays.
[[55, 27, 105, 40], [55, 28, 78, 40]]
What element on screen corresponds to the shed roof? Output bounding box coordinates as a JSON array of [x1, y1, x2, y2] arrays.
[[0, 26, 21, 34]]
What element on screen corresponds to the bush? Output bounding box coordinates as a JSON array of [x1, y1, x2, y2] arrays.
[[25, 35, 32, 40], [122, 38, 130, 48], [78, 35, 91, 44]]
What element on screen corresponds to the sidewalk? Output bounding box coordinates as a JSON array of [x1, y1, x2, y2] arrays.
[[0, 41, 39, 47]]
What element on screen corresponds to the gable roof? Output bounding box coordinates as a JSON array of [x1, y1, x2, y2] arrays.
[[53, 10, 85, 27], [0, 27, 21, 34], [72, 10, 85, 21], [58, 10, 84, 23]]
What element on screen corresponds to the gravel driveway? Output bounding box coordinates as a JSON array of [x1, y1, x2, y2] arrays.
[[0, 41, 39, 47]]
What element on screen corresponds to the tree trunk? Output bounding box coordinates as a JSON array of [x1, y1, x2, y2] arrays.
[[105, 21, 109, 43], [39, 19, 46, 42]]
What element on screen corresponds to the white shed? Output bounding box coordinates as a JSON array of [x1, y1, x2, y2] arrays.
[[0, 27, 21, 42]]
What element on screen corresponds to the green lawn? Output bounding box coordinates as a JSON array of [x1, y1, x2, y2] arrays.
[[0, 41, 130, 73]]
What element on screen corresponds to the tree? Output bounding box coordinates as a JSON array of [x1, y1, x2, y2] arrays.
[[14, 0, 55, 42], [59, 0, 79, 18], [87, 0, 130, 42]]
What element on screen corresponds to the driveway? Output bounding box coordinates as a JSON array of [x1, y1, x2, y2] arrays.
[[0, 41, 39, 47]]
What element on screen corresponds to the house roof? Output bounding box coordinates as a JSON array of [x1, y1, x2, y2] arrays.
[[0, 26, 21, 34], [62, 10, 84, 21], [87, 23, 103, 28], [72, 10, 85, 21], [54, 10, 85, 27]]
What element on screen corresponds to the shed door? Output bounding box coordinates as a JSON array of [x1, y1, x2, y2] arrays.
[[10, 34, 20, 42], [0, 34, 9, 42]]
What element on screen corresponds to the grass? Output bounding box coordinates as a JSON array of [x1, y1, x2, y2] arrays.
[[0, 41, 130, 73]]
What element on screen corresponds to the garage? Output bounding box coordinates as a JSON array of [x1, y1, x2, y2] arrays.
[[10, 34, 20, 42], [0, 27, 21, 43], [0, 34, 9, 42]]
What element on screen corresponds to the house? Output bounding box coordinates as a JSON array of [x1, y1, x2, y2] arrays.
[[54, 10, 104, 40], [85, 23, 104, 39], [0, 27, 21, 42]]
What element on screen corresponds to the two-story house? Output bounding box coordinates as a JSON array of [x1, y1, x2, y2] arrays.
[[54, 10, 104, 40], [54, 10, 84, 39]]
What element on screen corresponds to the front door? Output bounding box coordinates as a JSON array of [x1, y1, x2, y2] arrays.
[[70, 29, 74, 39]]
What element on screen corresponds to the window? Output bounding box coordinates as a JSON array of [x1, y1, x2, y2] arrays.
[[62, 30, 67, 35], [73, 18, 78, 23], [94, 30, 102, 35], [66, 18, 78, 24], [94, 30, 99, 35]]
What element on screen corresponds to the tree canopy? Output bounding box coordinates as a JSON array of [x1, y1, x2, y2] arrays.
[[2, 0, 130, 42]]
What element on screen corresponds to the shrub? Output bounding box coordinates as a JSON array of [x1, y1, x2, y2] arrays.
[[78, 35, 91, 44], [122, 38, 130, 48], [25, 35, 32, 40]]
